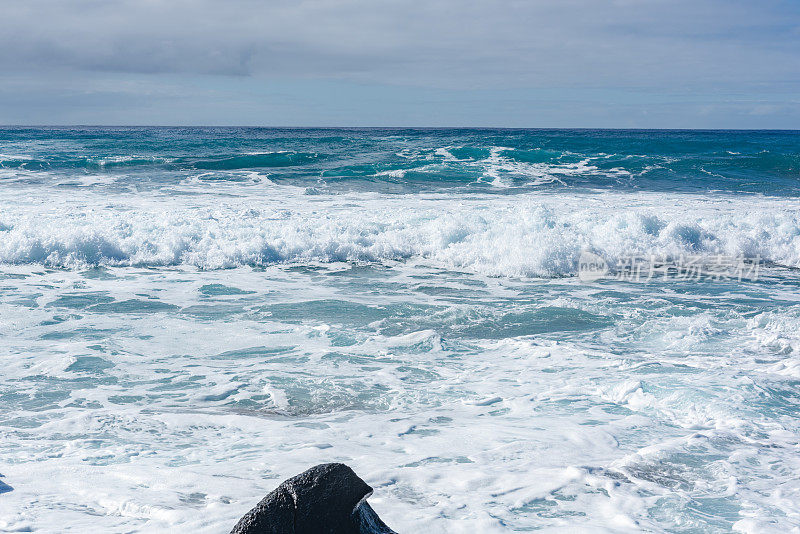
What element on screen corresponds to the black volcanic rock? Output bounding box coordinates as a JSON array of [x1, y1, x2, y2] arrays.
[[231, 463, 396, 534]]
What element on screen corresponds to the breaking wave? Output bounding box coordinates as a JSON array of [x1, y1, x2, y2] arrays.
[[0, 194, 798, 276]]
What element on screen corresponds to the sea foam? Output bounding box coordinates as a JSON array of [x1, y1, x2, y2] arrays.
[[3, 128, 800, 533], [0, 191, 798, 275]]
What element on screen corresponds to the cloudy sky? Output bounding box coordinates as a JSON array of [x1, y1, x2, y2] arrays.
[[2, 0, 799, 127]]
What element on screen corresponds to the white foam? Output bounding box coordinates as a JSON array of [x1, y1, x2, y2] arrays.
[[1, 262, 800, 532], [0, 189, 798, 276], [2, 175, 800, 532]]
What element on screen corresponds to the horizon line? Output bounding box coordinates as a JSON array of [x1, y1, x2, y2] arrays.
[[1, 124, 799, 132]]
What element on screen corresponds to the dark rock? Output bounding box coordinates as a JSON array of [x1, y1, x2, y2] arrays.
[[231, 463, 396, 534]]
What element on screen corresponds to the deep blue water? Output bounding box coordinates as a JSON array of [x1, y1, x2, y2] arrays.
[[1, 127, 799, 195]]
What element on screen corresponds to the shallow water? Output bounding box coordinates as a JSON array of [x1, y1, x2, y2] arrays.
[[0, 128, 799, 532]]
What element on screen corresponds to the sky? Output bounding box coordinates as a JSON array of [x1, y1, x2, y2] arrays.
[[1, 0, 799, 128]]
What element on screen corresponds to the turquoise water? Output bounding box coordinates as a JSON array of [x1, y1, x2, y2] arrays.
[[0, 128, 799, 532]]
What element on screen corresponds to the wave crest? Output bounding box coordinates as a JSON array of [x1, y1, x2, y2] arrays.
[[0, 195, 798, 276]]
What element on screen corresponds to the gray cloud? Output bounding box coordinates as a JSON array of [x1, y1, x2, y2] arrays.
[[2, 0, 798, 88], [1, 0, 799, 126]]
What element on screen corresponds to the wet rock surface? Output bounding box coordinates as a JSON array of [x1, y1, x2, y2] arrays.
[[231, 463, 396, 534]]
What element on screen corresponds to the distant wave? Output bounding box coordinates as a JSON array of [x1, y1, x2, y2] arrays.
[[0, 155, 172, 171], [2, 143, 797, 194], [0, 151, 323, 172], [0, 194, 797, 276], [181, 151, 323, 170]]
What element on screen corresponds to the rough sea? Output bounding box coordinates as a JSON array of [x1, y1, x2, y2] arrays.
[[1, 127, 799, 533]]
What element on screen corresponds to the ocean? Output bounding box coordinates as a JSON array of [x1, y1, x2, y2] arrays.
[[0, 127, 799, 532]]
